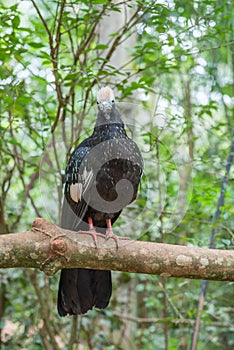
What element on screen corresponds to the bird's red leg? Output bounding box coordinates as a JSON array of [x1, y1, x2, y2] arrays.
[[106, 219, 120, 248], [88, 217, 94, 230], [106, 218, 113, 234]]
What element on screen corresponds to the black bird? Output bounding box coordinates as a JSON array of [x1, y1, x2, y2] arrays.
[[57, 86, 143, 316]]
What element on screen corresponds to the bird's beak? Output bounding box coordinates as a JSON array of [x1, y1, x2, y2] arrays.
[[99, 101, 112, 119]]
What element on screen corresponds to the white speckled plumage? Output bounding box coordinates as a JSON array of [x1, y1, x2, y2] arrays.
[[58, 86, 143, 317]]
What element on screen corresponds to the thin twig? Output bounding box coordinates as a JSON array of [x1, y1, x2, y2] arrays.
[[112, 311, 234, 328], [30, 0, 53, 44], [28, 270, 60, 350], [54, 0, 66, 55], [39, 326, 54, 350], [190, 128, 234, 350], [31, 0, 66, 133], [67, 315, 78, 350]]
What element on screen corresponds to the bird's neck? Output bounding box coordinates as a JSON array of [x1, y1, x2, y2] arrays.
[[93, 122, 126, 137], [95, 106, 122, 127], [93, 106, 127, 138]]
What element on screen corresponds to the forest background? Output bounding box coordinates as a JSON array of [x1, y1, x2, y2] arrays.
[[0, 0, 233, 349]]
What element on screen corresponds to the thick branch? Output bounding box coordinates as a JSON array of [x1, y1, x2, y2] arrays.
[[0, 218, 233, 281]]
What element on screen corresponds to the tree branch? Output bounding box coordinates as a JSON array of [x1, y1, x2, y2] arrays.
[[0, 218, 233, 281], [112, 311, 234, 328]]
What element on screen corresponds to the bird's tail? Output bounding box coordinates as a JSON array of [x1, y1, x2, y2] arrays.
[[57, 268, 112, 316]]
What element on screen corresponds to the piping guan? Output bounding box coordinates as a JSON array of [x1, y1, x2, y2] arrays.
[[57, 86, 143, 316]]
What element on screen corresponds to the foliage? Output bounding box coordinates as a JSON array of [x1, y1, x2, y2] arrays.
[[0, 0, 233, 349]]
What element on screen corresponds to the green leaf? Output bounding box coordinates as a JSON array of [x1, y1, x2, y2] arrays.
[[144, 41, 157, 49], [12, 15, 20, 28], [94, 44, 109, 50], [92, 0, 108, 3], [28, 42, 45, 48]]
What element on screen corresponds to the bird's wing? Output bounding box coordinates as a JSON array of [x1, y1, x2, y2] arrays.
[[61, 143, 95, 230], [64, 144, 95, 200]]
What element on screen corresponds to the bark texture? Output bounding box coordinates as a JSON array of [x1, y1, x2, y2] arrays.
[[0, 218, 233, 281]]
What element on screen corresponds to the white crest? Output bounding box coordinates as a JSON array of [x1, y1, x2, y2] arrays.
[[97, 86, 115, 102]]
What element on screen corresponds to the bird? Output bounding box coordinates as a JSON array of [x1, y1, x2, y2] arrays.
[[57, 86, 143, 316]]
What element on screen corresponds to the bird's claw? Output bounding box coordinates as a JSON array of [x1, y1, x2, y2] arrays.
[[79, 229, 105, 248], [105, 229, 119, 249]]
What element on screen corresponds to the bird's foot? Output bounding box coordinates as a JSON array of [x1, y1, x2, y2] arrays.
[[106, 219, 118, 247], [105, 219, 130, 249], [105, 230, 130, 247], [81, 217, 105, 248], [105, 228, 119, 247], [83, 230, 105, 248]]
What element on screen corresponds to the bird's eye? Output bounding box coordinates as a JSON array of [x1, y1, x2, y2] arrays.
[[97, 101, 99, 105], [112, 100, 115, 103]]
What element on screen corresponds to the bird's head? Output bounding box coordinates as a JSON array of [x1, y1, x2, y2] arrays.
[[96, 86, 116, 121]]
